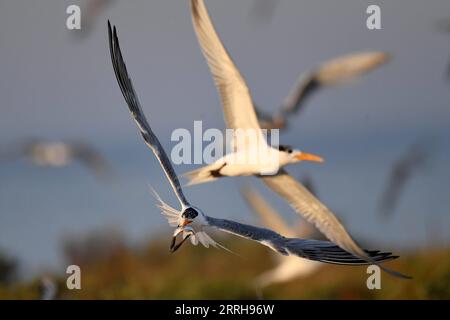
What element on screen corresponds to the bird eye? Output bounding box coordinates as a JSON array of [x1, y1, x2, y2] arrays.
[[288, 149, 293, 154], [182, 208, 198, 219]]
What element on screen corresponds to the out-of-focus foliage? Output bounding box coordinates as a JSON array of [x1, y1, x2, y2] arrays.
[[0, 252, 17, 286], [0, 232, 449, 299]]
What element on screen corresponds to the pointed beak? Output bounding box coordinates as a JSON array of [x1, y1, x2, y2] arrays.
[[169, 224, 192, 253], [296, 152, 324, 163], [170, 232, 191, 253], [180, 220, 192, 227]]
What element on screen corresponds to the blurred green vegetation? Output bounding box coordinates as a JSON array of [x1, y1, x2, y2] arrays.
[[0, 231, 449, 299]]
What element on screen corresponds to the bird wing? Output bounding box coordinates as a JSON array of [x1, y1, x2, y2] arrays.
[[260, 170, 375, 263], [205, 215, 399, 266], [255, 256, 320, 288], [108, 21, 190, 208], [190, 0, 266, 151], [280, 51, 390, 114], [280, 72, 318, 114], [71, 142, 113, 178], [379, 144, 428, 217], [241, 186, 296, 238]]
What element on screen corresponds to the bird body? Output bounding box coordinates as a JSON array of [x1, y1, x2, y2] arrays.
[[184, 145, 321, 185], [184, 0, 324, 186], [1, 138, 112, 178]]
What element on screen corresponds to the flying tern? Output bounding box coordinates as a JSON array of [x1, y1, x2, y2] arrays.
[[107, 21, 403, 271], [379, 143, 429, 217], [0, 138, 112, 179], [256, 51, 390, 130], [183, 0, 409, 278], [184, 0, 324, 186]]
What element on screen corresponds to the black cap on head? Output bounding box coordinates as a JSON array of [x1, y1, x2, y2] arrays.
[[277, 145, 293, 154], [182, 207, 198, 219]]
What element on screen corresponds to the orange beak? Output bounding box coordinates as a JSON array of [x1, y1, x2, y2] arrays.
[[296, 152, 324, 163], [180, 220, 192, 227]]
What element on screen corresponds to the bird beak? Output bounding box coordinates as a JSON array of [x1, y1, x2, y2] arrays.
[[180, 219, 192, 227], [169, 225, 192, 253], [296, 152, 324, 163]]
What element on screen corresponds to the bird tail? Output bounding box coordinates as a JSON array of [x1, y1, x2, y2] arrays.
[[182, 163, 224, 186]]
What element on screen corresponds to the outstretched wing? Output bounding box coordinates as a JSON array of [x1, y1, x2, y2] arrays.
[[254, 52, 390, 129], [261, 170, 381, 264], [205, 215, 400, 266], [281, 51, 390, 114], [191, 0, 266, 151], [108, 21, 190, 208]]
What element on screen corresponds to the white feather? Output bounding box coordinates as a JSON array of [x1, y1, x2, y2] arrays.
[[149, 186, 181, 227]]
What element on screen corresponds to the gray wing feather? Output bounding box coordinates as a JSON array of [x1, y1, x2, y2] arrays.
[[260, 171, 412, 278], [108, 21, 190, 208], [261, 170, 371, 261], [205, 215, 398, 265]]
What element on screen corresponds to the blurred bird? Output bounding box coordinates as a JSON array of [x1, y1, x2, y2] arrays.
[[256, 51, 390, 130], [436, 18, 450, 33], [181, 0, 411, 278], [0, 138, 113, 179], [379, 143, 429, 217], [435, 18, 450, 80], [108, 20, 403, 271], [241, 186, 322, 288]]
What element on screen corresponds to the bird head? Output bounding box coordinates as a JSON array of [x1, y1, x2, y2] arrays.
[[169, 207, 199, 253], [277, 145, 324, 164]]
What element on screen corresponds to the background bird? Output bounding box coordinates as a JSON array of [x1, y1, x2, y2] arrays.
[[255, 51, 391, 130], [379, 143, 430, 217], [0, 138, 113, 180]]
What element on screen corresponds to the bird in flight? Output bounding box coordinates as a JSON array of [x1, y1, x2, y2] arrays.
[[107, 20, 404, 272], [184, 0, 324, 186], [0, 138, 112, 179], [255, 51, 390, 130], [183, 0, 409, 278], [379, 143, 429, 217]]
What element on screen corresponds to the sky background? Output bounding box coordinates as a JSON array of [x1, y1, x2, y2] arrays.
[[0, 0, 449, 278]]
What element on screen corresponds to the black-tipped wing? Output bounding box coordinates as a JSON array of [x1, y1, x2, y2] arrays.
[[205, 215, 398, 266], [108, 21, 190, 208]]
